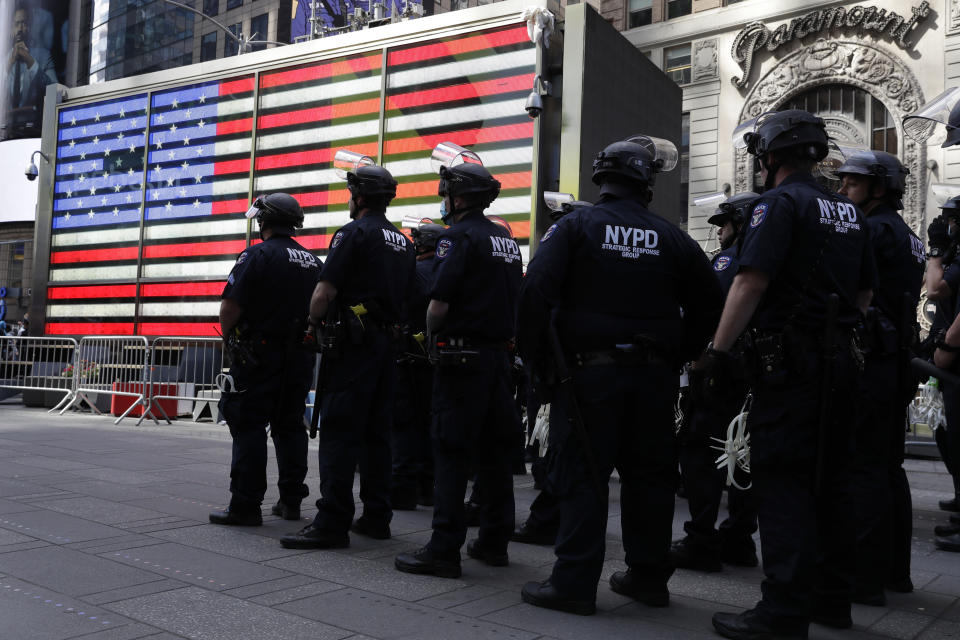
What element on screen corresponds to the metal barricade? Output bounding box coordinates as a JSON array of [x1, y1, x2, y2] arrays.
[[60, 336, 150, 424], [141, 337, 225, 425], [0, 336, 78, 410]]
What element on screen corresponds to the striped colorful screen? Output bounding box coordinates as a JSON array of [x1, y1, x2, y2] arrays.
[[45, 24, 536, 337]]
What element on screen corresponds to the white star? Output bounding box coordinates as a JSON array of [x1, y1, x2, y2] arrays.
[[100, 197, 107, 206], [152, 191, 160, 200], [66, 189, 72, 198], [116, 158, 123, 168], [129, 144, 136, 154], [102, 172, 108, 179], [197, 119, 205, 128], [181, 161, 189, 171], [192, 199, 201, 208], [179, 188, 187, 197], [78, 175, 85, 183], [156, 113, 165, 123], [112, 207, 119, 216], [92, 136, 99, 145], [82, 126, 87, 134], [70, 116, 76, 126], [156, 139, 163, 150], [168, 151, 175, 160], [117, 131, 124, 141], [88, 210, 95, 218], [165, 201, 173, 211], [170, 123, 177, 134], [125, 194, 133, 203], [166, 177, 175, 187], [199, 94, 206, 103], [185, 109, 192, 119], [105, 122, 112, 131], [129, 119, 137, 128], [103, 148, 111, 156], [182, 136, 190, 146], [67, 164, 74, 173], [153, 166, 161, 174], [64, 212, 71, 220], [114, 185, 121, 192], [128, 168, 135, 176], [172, 98, 179, 109], [194, 174, 202, 184], [195, 147, 203, 156], [119, 107, 125, 118], [94, 113, 101, 122], [78, 199, 83, 206], [80, 152, 86, 160], [89, 186, 96, 195], [91, 163, 97, 172]]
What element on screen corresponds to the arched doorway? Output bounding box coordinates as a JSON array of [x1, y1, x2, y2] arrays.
[[734, 39, 926, 232]]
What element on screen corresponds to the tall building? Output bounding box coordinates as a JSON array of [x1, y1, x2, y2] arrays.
[[68, 0, 292, 86]]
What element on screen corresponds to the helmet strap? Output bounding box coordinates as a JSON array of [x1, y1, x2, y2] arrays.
[[759, 153, 780, 191]]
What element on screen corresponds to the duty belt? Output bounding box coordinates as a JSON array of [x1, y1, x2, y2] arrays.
[[438, 336, 512, 351], [572, 346, 669, 368]]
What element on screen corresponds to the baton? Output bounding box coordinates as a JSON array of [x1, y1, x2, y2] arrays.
[[310, 351, 323, 438], [911, 357, 960, 387]]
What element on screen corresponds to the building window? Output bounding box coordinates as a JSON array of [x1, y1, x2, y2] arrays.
[[628, 0, 652, 28], [203, 0, 218, 16], [872, 96, 898, 154], [224, 23, 241, 56], [680, 112, 690, 225], [665, 44, 691, 85], [249, 13, 268, 50], [227, 0, 243, 9], [201, 31, 217, 61], [667, 0, 692, 19]]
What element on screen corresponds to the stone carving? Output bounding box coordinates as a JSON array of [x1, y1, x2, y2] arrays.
[[692, 38, 719, 82], [951, 0, 960, 34], [734, 39, 926, 233]]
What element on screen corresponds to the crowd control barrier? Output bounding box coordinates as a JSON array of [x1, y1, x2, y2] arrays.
[[59, 336, 152, 424], [0, 336, 79, 409], [140, 337, 225, 426]]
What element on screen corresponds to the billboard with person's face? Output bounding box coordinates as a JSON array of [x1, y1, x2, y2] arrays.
[[1, 0, 68, 141]]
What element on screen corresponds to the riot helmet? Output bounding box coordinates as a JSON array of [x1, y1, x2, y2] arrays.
[[334, 149, 397, 208], [544, 191, 591, 221], [431, 142, 500, 223], [707, 191, 759, 228], [411, 223, 446, 254], [903, 87, 960, 148], [739, 110, 828, 190], [834, 149, 909, 208], [941, 195, 960, 220], [591, 135, 678, 188], [244, 192, 304, 236]]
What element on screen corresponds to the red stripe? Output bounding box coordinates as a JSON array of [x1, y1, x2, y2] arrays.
[[257, 98, 381, 130], [396, 171, 531, 199], [219, 77, 255, 96], [387, 26, 529, 67], [50, 246, 139, 265], [259, 54, 382, 89], [143, 240, 247, 259], [383, 122, 533, 155], [216, 117, 253, 136], [137, 322, 220, 337], [47, 284, 138, 300], [296, 234, 336, 251], [255, 141, 379, 172], [214, 158, 251, 175], [141, 282, 226, 297], [212, 199, 248, 215], [387, 74, 533, 110], [46, 322, 135, 336], [298, 191, 351, 208]]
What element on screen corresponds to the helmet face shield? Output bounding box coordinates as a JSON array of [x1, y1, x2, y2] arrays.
[[245, 197, 264, 220], [624, 135, 678, 172], [544, 191, 575, 213], [334, 149, 375, 180], [430, 142, 482, 175], [742, 110, 828, 160], [903, 87, 960, 145]]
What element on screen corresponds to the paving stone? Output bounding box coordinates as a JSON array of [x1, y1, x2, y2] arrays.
[[82, 579, 190, 605], [221, 575, 317, 599], [0, 476, 49, 495], [416, 584, 502, 609], [0, 540, 52, 554], [105, 587, 351, 640], [123, 496, 221, 522], [849, 602, 889, 628], [0, 527, 39, 546], [924, 574, 960, 597], [65, 623, 171, 640], [447, 589, 523, 617], [49, 480, 165, 502], [9, 455, 98, 471], [123, 519, 201, 534], [268, 551, 467, 601], [275, 587, 538, 640], [0, 497, 40, 514], [102, 542, 292, 591], [917, 619, 960, 639], [886, 588, 957, 617], [35, 496, 170, 525], [248, 581, 346, 606], [150, 482, 231, 504], [867, 610, 935, 639], [666, 570, 761, 609], [0, 546, 162, 596], [0, 509, 125, 544], [69, 468, 169, 486], [149, 524, 305, 562], [0, 576, 131, 640]]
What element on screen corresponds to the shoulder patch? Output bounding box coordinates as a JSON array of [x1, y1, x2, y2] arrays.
[[436, 238, 453, 259], [330, 231, 345, 249], [750, 203, 768, 229], [236, 251, 248, 265], [541, 223, 558, 243], [714, 255, 731, 272]]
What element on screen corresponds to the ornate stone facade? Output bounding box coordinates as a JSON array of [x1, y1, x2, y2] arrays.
[[951, 0, 960, 34], [735, 38, 927, 232], [692, 38, 719, 82]]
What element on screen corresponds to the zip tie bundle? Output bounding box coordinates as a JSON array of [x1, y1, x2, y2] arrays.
[[215, 373, 241, 394], [529, 403, 550, 457], [910, 377, 946, 432], [711, 394, 752, 490]]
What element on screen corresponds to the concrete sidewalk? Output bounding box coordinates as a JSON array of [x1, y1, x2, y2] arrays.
[[0, 399, 957, 640]]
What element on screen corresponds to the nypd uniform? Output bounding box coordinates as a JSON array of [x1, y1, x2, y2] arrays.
[[518, 191, 723, 607], [219, 235, 319, 513], [423, 214, 523, 560], [735, 173, 876, 629], [308, 213, 415, 538]]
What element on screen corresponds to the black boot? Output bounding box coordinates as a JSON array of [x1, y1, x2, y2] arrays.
[[209, 504, 262, 526], [279, 524, 349, 549], [395, 546, 461, 578], [608, 569, 669, 607], [510, 520, 557, 546], [466, 539, 508, 567], [270, 501, 301, 521], [391, 484, 419, 511], [935, 532, 960, 552], [935, 522, 960, 537], [669, 537, 722, 572], [351, 516, 391, 540], [712, 609, 808, 640], [720, 539, 759, 568], [939, 497, 959, 512], [464, 501, 481, 527], [520, 580, 595, 616]]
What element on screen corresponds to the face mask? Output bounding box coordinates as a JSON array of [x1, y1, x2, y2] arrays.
[[949, 225, 957, 238], [440, 199, 453, 223]]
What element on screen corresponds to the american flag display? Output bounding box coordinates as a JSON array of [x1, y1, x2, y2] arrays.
[[43, 23, 537, 337]]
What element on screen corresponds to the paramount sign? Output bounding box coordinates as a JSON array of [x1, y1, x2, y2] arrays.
[[731, 1, 931, 88]]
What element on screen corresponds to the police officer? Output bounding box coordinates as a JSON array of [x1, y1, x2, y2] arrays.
[[835, 150, 924, 597], [211, 192, 319, 526], [391, 223, 445, 510], [708, 110, 876, 639], [280, 158, 415, 549], [673, 191, 759, 573], [394, 148, 522, 578], [517, 136, 723, 615]]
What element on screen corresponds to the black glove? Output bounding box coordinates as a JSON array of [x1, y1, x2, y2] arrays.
[[927, 216, 950, 254]]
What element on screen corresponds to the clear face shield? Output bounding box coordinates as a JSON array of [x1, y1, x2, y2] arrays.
[[543, 191, 574, 214], [401, 215, 437, 230], [334, 149, 376, 180], [624, 135, 679, 172], [903, 87, 960, 145], [430, 141, 483, 175], [932, 183, 960, 209], [816, 143, 870, 181], [244, 197, 264, 220], [693, 192, 728, 252]]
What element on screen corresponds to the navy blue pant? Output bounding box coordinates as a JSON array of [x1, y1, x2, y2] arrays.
[[428, 349, 518, 557], [749, 350, 858, 626], [312, 332, 396, 534], [547, 362, 678, 601], [392, 362, 433, 498], [219, 348, 311, 508]]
